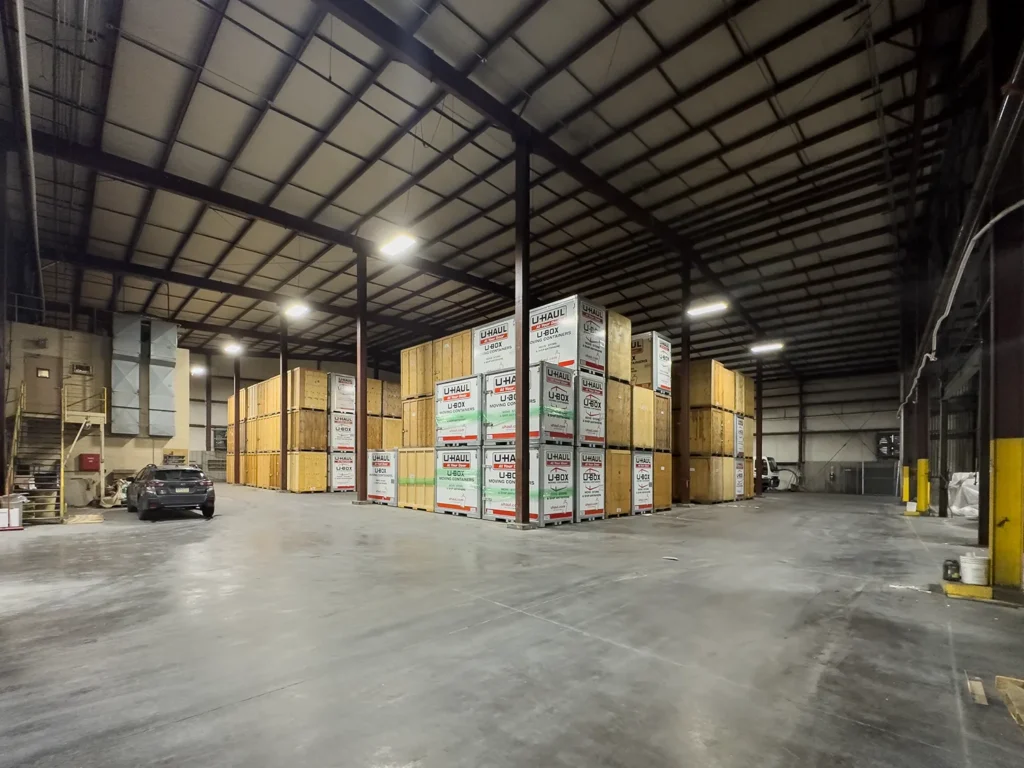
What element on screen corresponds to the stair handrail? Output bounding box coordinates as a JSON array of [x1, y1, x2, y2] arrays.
[[5, 382, 26, 495]]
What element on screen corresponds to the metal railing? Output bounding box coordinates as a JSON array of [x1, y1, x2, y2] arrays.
[[60, 385, 108, 519], [5, 383, 26, 495]]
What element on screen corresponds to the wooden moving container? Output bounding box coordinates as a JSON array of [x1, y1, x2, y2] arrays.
[[227, 423, 235, 454], [401, 342, 434, 399], [690, 359, 736, 412], [227, 394, 235, 426], [367, 378, 383, 416], [690, 456, 735, 503], [288, 368, 328, 411], [606, 310, 632, 382], [672, 455, 688, 504], [287, 409, 327, 452], [402, 396, 435, 447], [654, 393, 671, 452], [244, 454, 258, 486], [734, 374, 747, 420], [287, 452, 327, 493], [398, 448, 434, 512], [254, 415, 279, 453], [246, 385, 259, 420], [240, 420, 250, 453], [255, 453, 281, 490], [607, 379, 632, 447], [227, 452, 245, 484], [654, 451, 672, 510], [632, 385, 655, 450], [383, 417, 402, 450], [744, 457, 754, 499], [258, 375, 283, 415], [433, 330, 472, 383], [605, 449, 633, 517], [737, 373, 755, 417], [690, 408, 735, 456], [744, 416, 754, 457], [382, 381, 401, 418], [367, 417, 381, 451]]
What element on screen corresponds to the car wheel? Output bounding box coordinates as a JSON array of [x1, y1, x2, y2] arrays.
[[127, 501, 136, 515], [138, 507, 152, 521], [201, 504, 215, 520]]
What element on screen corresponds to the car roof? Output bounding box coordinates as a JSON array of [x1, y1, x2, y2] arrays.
[[154, 464, 202, 471]]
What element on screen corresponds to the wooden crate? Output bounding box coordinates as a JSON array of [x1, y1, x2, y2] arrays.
[[287, 409, 327, 452], [246, 385, 259, 420], [690, 359, 736, 411], [744, 457, 754, 499], [401, 341, 434, 399], [402, 396, 435, 447], [367, 378, 383, 416], [382, 380, 401, 417], [287, 451, 327, 492], [382, 417, 402, 450], [367, 416, 382, 451], [744, 416, 754, 457], [606, 379, 632, 448], [288, 368, 328, 411], [227, 395, 235, 427], [253, 415, 281, 453], [256, 453, 281, 490], [734, 374, 747, 420], [227, 452, 246, 485], [238, 387, 247, 421], [690, 456, 735, 503], [240, 420, 250, 453], [689, 407, 734, 456], [654, 451, 672, 510], [259, 375, 283, 415], [632, 385, 655, 450], [398, 448, 434, 511], [654, 393, 671, 452], [606, 310, 632, 382], [738, 373, 755, 417], [432, 330, 472, 383], [605, 449, 633, 517], [244, 454, 258, 486], [227, 423, 235, 454]]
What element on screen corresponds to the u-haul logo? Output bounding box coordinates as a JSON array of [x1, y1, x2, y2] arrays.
[[631, 339, 644, 351], [443, 383, 470, 395], [492, 373, 515, 388], [531, 306, 566, 331], [549, 451, 572, 465], [479, 321, 510, 344], [444, 452, 471, 463]]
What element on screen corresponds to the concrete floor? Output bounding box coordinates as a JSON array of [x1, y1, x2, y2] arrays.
[[1, 490, 1022, 767]]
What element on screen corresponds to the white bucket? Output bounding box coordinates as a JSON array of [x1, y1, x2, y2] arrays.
[[960, 553, 989, 586]]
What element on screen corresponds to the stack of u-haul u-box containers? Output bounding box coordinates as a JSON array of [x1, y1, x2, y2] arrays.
[[328, 373, 356, 492], [472, 295, 611, 525]]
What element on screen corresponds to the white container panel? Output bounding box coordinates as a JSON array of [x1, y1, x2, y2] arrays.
[[367, 450, 398, 505], [472, 316, 516, 375], [330, 373, 356, 412], [575, 371, 606, 447], [575, 448, 605, 521], [330, 452, 355, 492], [330, 411, 356, 452], [483, 446, 575, 525], [630, 331, 672, 393], [528, 295, 606, 374], [632, 451, 654, 514], [435, 448, 483, 517], [435, 375, 483, 446]]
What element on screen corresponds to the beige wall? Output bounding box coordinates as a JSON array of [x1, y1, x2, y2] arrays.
[[7, 322, 191, 490]]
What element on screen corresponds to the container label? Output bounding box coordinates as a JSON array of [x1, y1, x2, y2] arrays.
[[483, 449, 519, 520], [367, 450, 397, 504], [330, 373, 356, 412], [735, 416, 744, 457], [631, 332, 671, 392], [435, 376, 482, 445], [472, 317, 515, 375], [529, 296, 606, 373], [435, 449, 482, 515], [330, 411, 356, 452], [576, 371, 605, 445], [633, 451, 653, 512], [483, 365, 575, 443], [576, 449, 604, 520], [541, 448, 574, 522], [330, 452, 355, 491], [484, 371, 519, 442], [735, 459, 744, 498]]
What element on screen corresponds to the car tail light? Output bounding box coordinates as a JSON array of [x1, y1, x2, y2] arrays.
[[198, 479, 212, 487], [146, 480, 165, 489]]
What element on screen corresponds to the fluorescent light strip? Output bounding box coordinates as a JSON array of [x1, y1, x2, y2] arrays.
[[750, 341, 784, 354], [686, 301, 728, 317]]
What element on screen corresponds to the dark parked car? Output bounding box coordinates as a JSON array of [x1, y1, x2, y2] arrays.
[[126, 465, 215, 520]]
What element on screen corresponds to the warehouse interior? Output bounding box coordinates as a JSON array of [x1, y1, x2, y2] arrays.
[[2, 0, 1024, 765]]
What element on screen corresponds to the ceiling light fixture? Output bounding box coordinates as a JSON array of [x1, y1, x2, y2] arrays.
[[224, 342, 243, 355], [190, 365, 206, 376], [380, 233, 416, 257], [686, 300, 728, 317], [750, 341, 784, 354], [284, 302, 309, 319]]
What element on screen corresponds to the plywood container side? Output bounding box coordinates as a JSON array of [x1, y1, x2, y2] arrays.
[[606, 310, 632, 382], [255, 453, 282, 490], [287, 409, 328, 452], [288, 368, 329, 411], [401, 342, 433, 400], [226, 453, 237, 484], [744, 416, 754, 457], [745, 376, 756, 417], [690, 456, 735, 503], [365, 378, 383, 416], [382, 417, 402, 450], [382, 381, 402, 417], [246, 385, 258, 420], [689, 360, 735, 411], [287, 452, 327, 493], [672, 456, 688, 504], [238, 387, 246, 421], [654, 451, 672, 509], [402, 396, 435, 447], [654, 393, 671, 452], [744, 457, 754, 499], [227, 395, 235, 427], [244, 454, 258, 487], [689, 408, 734, 456], [606, 378, 632, 447], [367, 416, 382, 451], [605, 449, 633, 517], [398, 448, 435, 511], [227, 423, 235, 454], [631, 385, 655, 450], [433, 330, 473, 383], [734, 374, 746, 420]]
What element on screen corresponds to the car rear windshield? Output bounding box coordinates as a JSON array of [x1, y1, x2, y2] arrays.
[[154, 469, 205, 481]]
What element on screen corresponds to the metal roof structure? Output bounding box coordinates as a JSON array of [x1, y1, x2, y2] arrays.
[[1, 0, 981, 377]]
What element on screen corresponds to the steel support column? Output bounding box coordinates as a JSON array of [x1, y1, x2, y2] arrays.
[[204, 352, 213, 452], [513, 140, 532, 529], [674, 262, 690, 504], [0, 151, 7, 485], [978, 305, 991, 547], [232, 357, 241, 485], [355, 247, 368, 503], [938, 383, 948, 517], [915, 374, 930, 512], [797, 379, 805, 472], [280, 317, 289, 492], [755, 360, 763, 496]]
